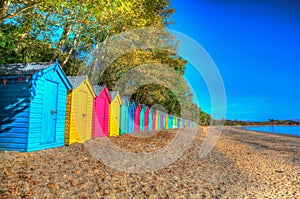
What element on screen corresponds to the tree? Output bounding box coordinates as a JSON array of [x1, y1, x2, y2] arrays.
[[0, 0, 211, 124], [1, 0, 175, 66]]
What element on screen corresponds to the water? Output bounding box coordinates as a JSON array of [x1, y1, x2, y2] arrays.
[[243, 126, 300, 137]]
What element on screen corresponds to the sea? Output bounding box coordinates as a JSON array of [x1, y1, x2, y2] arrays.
[[243, 126, 300, 137]]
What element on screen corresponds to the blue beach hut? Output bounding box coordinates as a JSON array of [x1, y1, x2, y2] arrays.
[[140, 105, 146, 132], [160, 112, 165, 130], [157, 111, 161, 130], [128, 100, 135, 133], [0, 62, 71, 152], [120, 96, 129, 134], [168, 115, 174, 129], [178, 118, 181, 128], [148, 108, 153, 131]]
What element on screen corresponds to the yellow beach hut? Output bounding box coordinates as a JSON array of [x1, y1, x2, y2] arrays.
[[165, 114, 169, 130], [109, 91, 122, 137], [65, 76, 95, 145]]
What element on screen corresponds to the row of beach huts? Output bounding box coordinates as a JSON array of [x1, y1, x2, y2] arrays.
[[0, 62, 197, 152]]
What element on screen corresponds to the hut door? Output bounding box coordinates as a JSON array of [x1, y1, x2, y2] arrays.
[[99, 97, 106, 134], [41, 80, 58, 144], [79, 91, 88, 140]]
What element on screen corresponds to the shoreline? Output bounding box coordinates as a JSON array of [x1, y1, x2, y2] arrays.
[[236, 125, 300, 139], [1, 127, 300, 198]]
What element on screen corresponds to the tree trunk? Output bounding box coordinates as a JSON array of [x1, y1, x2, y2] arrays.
[[61, 26, 83, 67], [97, 35, 111, 74], [50, 23, 72, 62], [88, 39, 99, 79], [90, 40, 99, 72]]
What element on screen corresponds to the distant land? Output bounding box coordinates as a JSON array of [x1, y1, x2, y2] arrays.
[[200, 111, 300, 126], [222, 119, 300, 126]]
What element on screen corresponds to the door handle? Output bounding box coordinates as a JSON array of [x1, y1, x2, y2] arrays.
[[50, 110, 57, 115], [82, 114, 87, 117]]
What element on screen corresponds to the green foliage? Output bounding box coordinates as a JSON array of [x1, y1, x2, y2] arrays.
[[0, 24, 22, 63], [0, 0, 212, 125], [198, 108, 212, 126], [99, 49, 186, 88]]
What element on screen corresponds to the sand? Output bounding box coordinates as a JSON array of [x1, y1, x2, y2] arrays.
[[1, 127, 299, 198]]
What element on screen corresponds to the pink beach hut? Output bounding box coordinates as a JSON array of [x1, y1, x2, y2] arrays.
[[144, 106, 150, 131], [134, 104, 141, 132], [92, 85, 112, 138], [152, 109, 157, 130]]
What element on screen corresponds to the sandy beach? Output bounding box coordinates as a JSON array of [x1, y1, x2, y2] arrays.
[[1, 127, 299, 198]]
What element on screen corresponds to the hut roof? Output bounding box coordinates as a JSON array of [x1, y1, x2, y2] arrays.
[[67, 76, 87, 89], [121, 95, 130, 102], [109, 91, 118, 100], [0, 62, 54, 76], [92, 85, 105, 96]]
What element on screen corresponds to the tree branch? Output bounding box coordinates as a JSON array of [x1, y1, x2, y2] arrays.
[[0, 2, 43, 23], [0, 0, 11, 19], [61, 26, 84, 67]]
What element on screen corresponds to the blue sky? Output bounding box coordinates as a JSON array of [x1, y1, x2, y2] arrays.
[[170, 0, 300, 121]]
